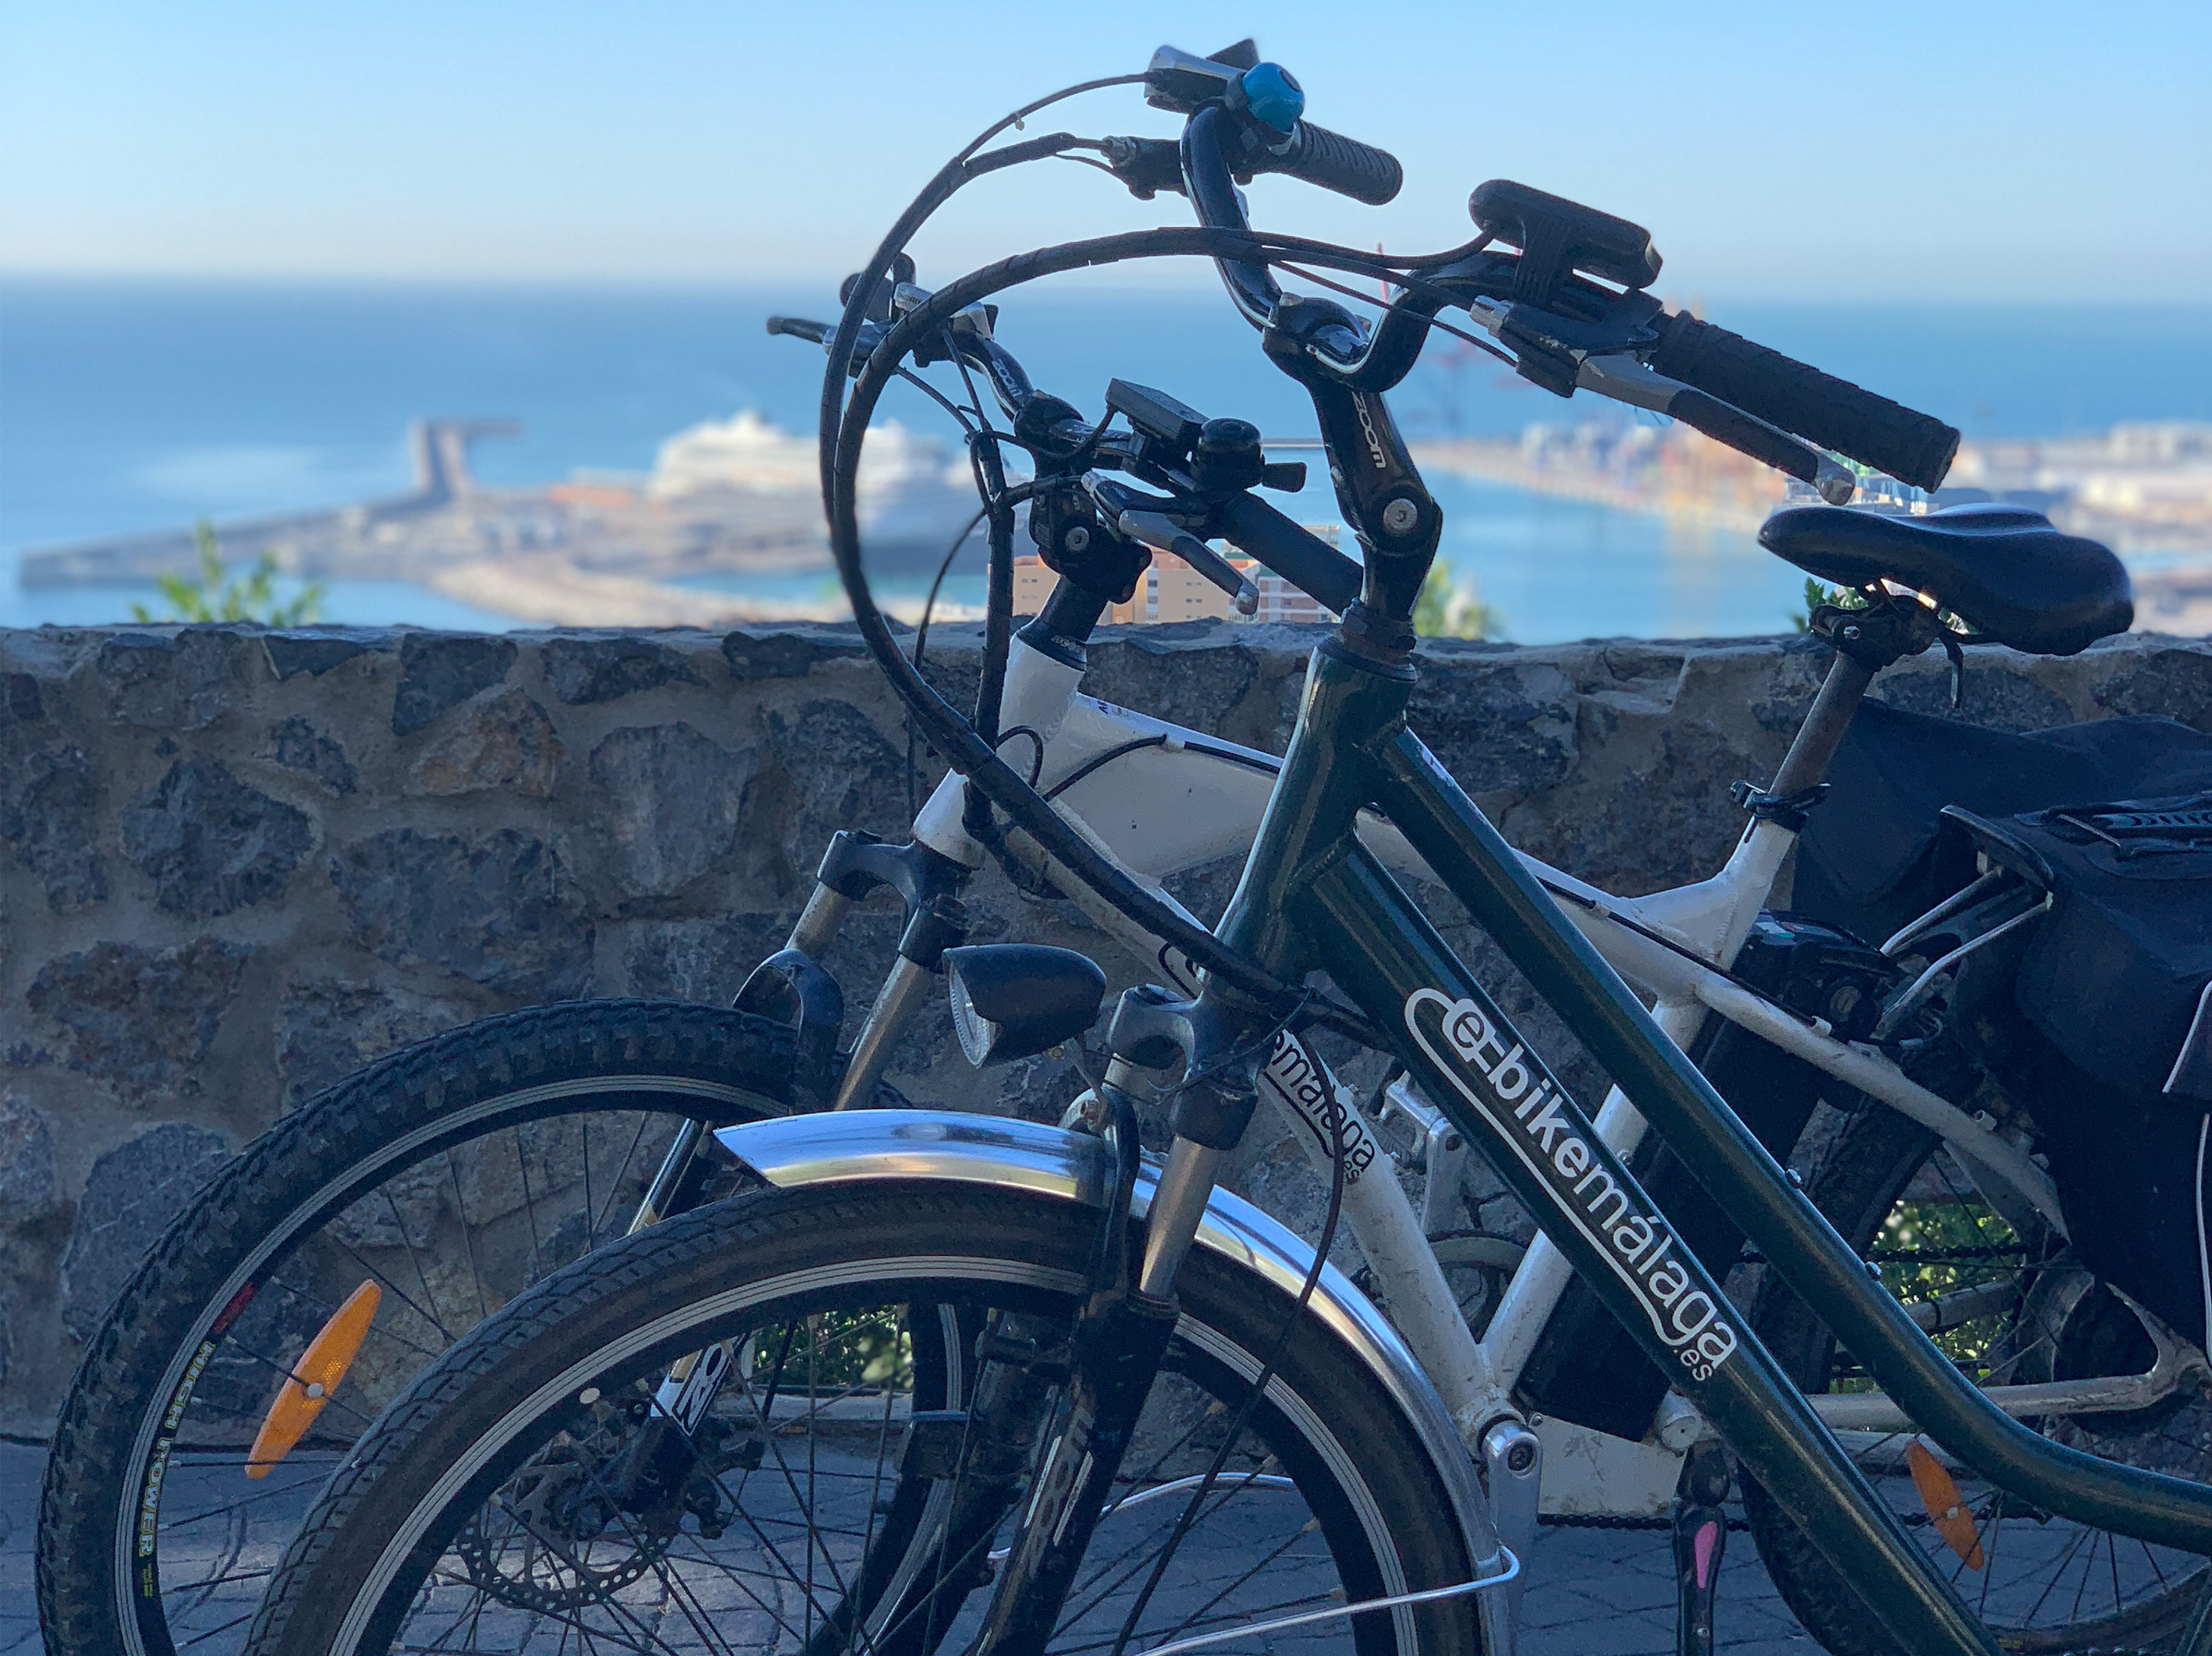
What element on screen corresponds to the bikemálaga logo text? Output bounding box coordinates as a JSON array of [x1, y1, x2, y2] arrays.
[[1403, 988, 1740, 1381]]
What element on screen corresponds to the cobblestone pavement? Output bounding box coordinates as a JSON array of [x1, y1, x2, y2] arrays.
[[1521, 1520, 1815, 1656], [1, 1443, 37, 1654], [0, 1441, 1816, 1656]]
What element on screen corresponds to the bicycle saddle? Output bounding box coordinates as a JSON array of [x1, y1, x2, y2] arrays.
[[1759, 502, 2132, 656]]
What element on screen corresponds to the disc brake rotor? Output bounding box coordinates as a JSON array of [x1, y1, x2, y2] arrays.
[[456, 1413, 679, 1612]]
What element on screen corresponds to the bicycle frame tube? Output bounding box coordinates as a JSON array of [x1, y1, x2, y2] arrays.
[[1359, 703, 2212, 1553], [1213, 641, 2212, 1655], [907, 639, 2052, 1240], [878, 632, 2086, 1457]]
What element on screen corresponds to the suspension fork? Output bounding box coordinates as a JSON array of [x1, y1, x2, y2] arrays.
[[587, 831, 978, 1534], [964, 990, 1262, 1656]]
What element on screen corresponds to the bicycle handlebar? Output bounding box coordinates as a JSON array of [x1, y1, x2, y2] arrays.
[[1648, 312, 1960, 492], [1248, 120, 1402, 206], [1215, 493, 1362, 614]]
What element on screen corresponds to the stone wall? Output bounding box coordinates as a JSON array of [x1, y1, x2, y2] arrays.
[[0, 619, 2207, 1430]]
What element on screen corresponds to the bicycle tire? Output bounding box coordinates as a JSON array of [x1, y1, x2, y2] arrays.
[[1744, 1101, 2212, 1654], [38, 998, 896, 1656], [240, 1179, 1490, 1656]]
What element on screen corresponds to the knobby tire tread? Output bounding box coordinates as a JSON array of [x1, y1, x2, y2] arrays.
[[243, 1181, 1486, 1656], [37, 998, 843, 1656]]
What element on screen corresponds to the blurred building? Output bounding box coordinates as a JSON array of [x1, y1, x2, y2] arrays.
[[1012, 526, 1344, 626]]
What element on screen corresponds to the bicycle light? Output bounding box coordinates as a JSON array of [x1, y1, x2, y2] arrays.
[[944, 945, 1107, 1066]]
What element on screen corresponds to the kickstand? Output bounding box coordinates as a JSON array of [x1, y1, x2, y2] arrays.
[[1672, 1439, 1731, 1656]]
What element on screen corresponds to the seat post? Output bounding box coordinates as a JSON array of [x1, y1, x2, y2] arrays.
[[1768, 650, 1876, 800]]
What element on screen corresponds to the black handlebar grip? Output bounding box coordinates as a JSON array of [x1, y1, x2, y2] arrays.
[[767, 315, 833, 344], [1216, 492, 1363, 615], [1263, 122, 1403, 207], [1649, 313, 1960, 492]]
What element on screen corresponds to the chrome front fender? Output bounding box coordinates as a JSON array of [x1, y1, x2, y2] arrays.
[[715, 1110, 1506, 1584]]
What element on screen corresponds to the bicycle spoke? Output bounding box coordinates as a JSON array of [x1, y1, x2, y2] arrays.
[[378, 1183, 460, 1344], [591, 1115, 655, 1243], [449, 1147, 495, 1327], [515, 1127, 549, 1291], [158, 1471, 336, 1531], [582, 1119, 597, 1254]]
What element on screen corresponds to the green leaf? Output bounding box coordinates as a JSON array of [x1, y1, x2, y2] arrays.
[[137, 524, 323, 626], [1412, 559, 1501, 640]]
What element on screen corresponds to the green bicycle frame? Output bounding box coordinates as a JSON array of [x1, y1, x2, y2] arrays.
[[1209, 640, 2212, 1656], [813, 100, 2212, 1651]]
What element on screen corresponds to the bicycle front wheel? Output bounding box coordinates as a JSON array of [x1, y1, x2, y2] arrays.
[[242, 1179, 1490, 1656], [38, 998, 850, 1656]]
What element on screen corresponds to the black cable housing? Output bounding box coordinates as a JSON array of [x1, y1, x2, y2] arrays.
[[824, 224, 1468, 1009]]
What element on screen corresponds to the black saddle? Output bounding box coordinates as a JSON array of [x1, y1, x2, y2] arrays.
[[1759, 502, 2132, 656]]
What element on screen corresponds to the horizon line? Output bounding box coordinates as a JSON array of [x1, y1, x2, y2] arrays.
[[5, 269, 2212, 310]]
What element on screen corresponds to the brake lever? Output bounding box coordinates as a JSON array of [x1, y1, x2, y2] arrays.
[[1578, 356, 1859, 505], [1087, 473, 1260, 615], [1100, 135, 1188, 200], [1115, 509, 1260, 615], [766, 314, 889, 378], [1465, 300, 1855, 505]]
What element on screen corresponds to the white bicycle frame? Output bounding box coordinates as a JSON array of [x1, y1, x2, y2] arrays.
[[829, 631, 2191, 1520]]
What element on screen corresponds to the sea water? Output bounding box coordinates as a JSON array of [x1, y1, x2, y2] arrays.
[[5, 279, 2208, 642]]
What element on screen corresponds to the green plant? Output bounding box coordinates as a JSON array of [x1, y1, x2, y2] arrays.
[[1787, 575, 1869, 633], [133, 522, 325, 626], [1412, 558, 1502, 640]]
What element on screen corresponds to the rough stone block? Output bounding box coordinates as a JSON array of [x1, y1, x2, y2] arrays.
[[623, 915, 786, 1005], [60, 1122, 232, 1339], [1085, 627, 1263, 735], [122, 757, 314, 917], [262, 631, 378, 680], [1873, 658, 2072, 731], [266, 715, 359, 795], [98, 629, 254, 729], [544, 635, 703, 704], [588, 723, 756, 898], [0, 1094, 59, 1228], [406, 686, 564, 799], [0, 738, 105, 910], [329, 827, 595, 999], [1411, 658, 1579, 807], [26, 938, 250, 1101], [390, 633, 517, 735], [2093, 639, 2212, 729], [276, 980, 460, 1105], [722, 629, 863, 680], [763, 698, 906, 849]]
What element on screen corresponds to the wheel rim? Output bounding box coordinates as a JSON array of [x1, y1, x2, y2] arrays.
[[332, 1264, 1403, 1656], [126, 1090, 776, 1656]]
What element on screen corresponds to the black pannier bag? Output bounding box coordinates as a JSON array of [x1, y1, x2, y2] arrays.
[[1794, 699, 2212, 1344], [1519, 702, 2212, 1431], [1942, 793, 2212, 1343], [1793, 699, 2212, 949]]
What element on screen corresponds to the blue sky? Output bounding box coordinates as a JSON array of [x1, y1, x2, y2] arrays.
[[3, 0, 2206, 300]]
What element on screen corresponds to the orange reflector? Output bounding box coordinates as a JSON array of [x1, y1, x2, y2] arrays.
[[1905, 1438, 1985, 1570], [246, 1280, 381, 1479]]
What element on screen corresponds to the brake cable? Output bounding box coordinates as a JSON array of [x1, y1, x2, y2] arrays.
[[829, 225, 1483, 1010], [1274, 254, 1515, 367], [810, 79, 1805, 1004]]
